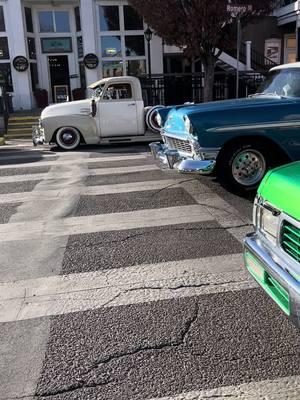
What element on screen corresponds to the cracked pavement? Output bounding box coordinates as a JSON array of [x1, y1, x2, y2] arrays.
[[1, 141, 299, 400]]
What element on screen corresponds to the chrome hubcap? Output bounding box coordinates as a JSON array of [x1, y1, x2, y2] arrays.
[[61, 132, 76, 145], [232, 149, 266, 186]]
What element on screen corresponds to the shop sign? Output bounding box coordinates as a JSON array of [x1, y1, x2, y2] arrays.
[[83, 53, 99, 69], [106, 48, 117, 56], [13, 55, 29, 72], [54, 85, 69, 103], [41, 38, 72, 54]]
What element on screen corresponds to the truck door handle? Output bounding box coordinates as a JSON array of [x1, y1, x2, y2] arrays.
[[128, 103, 135, 106]]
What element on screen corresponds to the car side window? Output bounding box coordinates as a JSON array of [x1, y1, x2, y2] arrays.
[[103, 83, 133, 101]]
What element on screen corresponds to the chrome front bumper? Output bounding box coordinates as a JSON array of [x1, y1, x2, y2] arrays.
[[149, 142, 216, 174], [32, 125, 45, 146], [244, 232, 300, 328]]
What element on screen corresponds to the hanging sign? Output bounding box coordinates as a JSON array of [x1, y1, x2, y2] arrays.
[[83, 53, 99, 69], [13, 56, 29, 72]]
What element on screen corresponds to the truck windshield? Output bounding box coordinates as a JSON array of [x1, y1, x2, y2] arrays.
[[256, 68, 300, 98]]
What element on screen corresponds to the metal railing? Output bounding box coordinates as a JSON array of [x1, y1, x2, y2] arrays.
[[139, 71, 265, 106]]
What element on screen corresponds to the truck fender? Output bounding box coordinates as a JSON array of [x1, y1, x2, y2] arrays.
[[145, 105, 165, 132]]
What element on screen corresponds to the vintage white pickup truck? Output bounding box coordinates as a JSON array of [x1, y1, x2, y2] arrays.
[[32, 76, 163, 150]]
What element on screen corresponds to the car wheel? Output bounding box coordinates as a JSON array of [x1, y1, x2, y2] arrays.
[[56, 127, 81, 151], [217, 141, 271, 193]]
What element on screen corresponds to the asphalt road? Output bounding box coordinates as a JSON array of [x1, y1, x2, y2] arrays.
[[0, 140, 299, 400]]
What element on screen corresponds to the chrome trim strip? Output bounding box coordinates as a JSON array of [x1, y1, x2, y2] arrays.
[[207, 121, 300, 133]]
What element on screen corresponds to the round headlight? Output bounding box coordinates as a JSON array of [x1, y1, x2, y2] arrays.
[[155, 112, 162, 128], [184, 115, 194, 134]]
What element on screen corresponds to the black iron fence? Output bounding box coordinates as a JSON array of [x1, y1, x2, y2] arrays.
[[140, 71, 265, 107]]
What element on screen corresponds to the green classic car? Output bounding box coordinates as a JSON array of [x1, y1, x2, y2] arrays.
[[244, 161, 300, 328]]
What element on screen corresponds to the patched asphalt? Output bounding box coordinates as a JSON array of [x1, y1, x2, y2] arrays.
[[62, 221, 242, 274], [0, 166, 51, 176], [86, 170, 178, 186], [88, 144, 151, 157], [73, 188, 196, 216], [0, 180, 41, 194], [88, 158, 154, 169], [0, 203, 21, 223], [35, 289, 300, 399]]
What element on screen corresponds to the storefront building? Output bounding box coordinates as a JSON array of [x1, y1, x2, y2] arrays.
[[1, 0, 300, 111], [0, 0, 163, 110]]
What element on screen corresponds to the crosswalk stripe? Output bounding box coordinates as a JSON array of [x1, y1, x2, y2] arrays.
[[146, 375, 300, 400], [0, 205, 213, 242], [0, 154, 148, 169], [0, 253, 256, 322], [0, 179, 181, 204], [0, 164, 158, 183], [181, 181, 252, 243]]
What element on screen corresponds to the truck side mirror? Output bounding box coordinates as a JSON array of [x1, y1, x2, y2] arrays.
[[91, 99, 97, 117]]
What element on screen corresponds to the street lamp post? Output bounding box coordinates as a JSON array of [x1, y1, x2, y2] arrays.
[[144, 26, 153, 78]]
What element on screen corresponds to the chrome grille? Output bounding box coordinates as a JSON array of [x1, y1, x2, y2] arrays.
[[164, 135, 192, 154]]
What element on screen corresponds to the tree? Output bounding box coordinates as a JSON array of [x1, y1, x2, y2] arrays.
[[128, 0, 275, 102]]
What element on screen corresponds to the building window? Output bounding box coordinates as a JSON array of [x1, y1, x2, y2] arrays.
[[41, 37, 72, 53], [124, 6, 143, 30], [125, 36, 145, 56], [27, 37, 36, 59], [101, 36, 122, 57], [30, 63, 39, 91], [0, 6, 5, 32], [284, 34, 296, 63], [39, 11, 70, 33], [99, 6, 120, 31], [74, 7, 81, 32], [0, 37, 10, 59], [0, 63, 13, 91], [25, 7, 33, 33], [103, 61, 123, 78], [126, 60, 146, 76]]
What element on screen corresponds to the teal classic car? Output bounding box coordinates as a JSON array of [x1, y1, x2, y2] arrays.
[[244, 162, 300, 328], [150, 62, 300, 193]]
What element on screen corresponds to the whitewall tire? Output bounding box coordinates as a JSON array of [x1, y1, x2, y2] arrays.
[[56, 127, 81, 151]]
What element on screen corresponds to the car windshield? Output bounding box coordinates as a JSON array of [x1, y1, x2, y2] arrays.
[[255, 68, 300, 98]]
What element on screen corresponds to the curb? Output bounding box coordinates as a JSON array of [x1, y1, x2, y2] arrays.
[[0, 137, 5, 146]]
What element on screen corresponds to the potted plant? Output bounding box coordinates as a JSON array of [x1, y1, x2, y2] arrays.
[[72, 88, 86, 100], [34, 88, 48, 108]]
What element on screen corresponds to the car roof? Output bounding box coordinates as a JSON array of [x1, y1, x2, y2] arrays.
[[88, 76, 140, 89], [270, 62, 300, 72]]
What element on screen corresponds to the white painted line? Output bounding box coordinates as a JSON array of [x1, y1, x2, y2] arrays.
[[0, 179, 181, 204], [0, 164, 158, 183], [0, 154, 148, 170], [146, 375, 300, 399], [0, 253, 256, 322], [182, 181, 252, 243], [0, 204, 213, 242]]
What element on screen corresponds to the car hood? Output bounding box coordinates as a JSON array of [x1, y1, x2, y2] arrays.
[[184, 96, 295, 115], [258, 162, 300, 221], [41, 99, 91, 119]]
